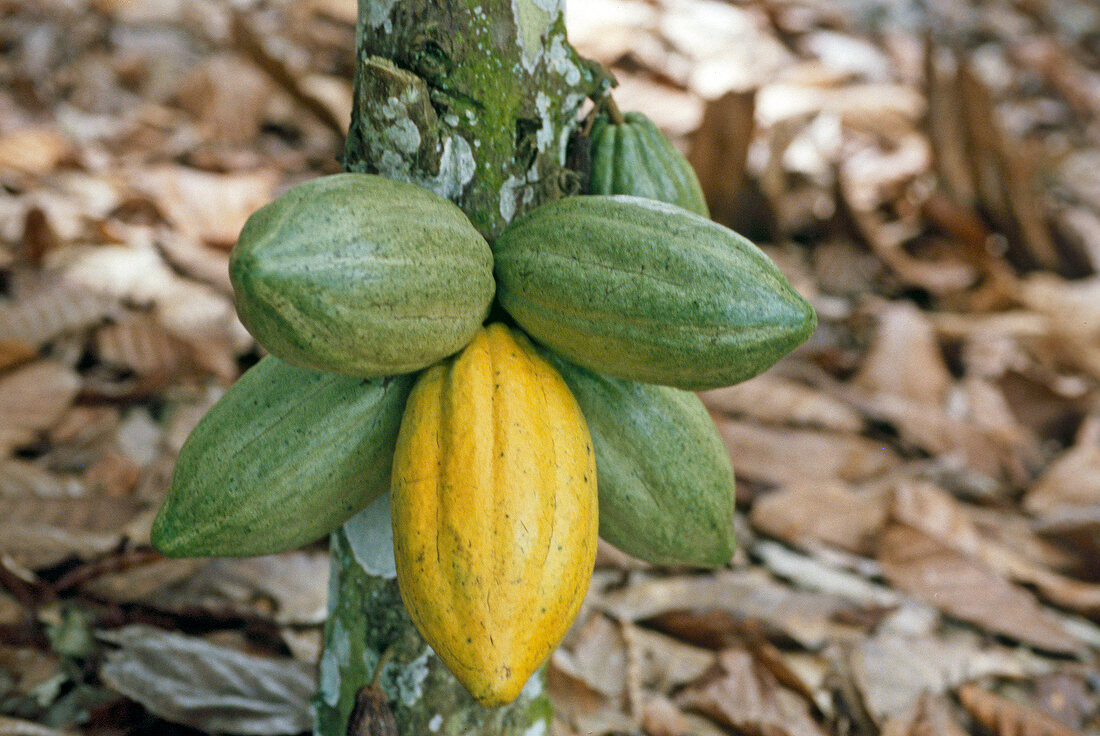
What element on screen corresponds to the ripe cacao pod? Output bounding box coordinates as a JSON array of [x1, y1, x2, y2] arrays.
[[390, 324, 598, 707], [230, 173, 495, 378], [590, 111, 709, 217], [544, 352, 735, 567], [493, 195, 817, 390], [152, 356, 412, 557]]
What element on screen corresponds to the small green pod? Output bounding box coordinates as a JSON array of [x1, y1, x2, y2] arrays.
[[493, 195, 817, 391], [151, 356, 413, 557], [590, 111, 709, 217], [544, 352, 736, 567], [230, 173, 495, 378]]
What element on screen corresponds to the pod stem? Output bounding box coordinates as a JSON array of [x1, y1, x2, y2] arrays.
[[605, 94, 626, 125]]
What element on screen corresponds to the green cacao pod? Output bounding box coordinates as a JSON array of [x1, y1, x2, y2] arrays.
[[590, 111, 709, 217], [230, 173, 495, 378], [493, 195, 817, 391], [391, 324, 597, 706], [151, 356, 412, 557], [545, 352, 735, 567]]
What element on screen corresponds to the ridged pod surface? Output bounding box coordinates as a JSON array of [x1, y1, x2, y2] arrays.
[[152, 356, 412, 557], [230, 173, 495, 378], [545, 353, 735, 567], [590, 111, 709, 217], [493, 195, 817, 390], [390, 324, 598, 706]]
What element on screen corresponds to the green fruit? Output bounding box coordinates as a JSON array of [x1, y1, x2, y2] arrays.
[[152, 356, 412, 557], [545, 352, 735, 567], [590, 112, 709, 217], [230, 173, 494, 378], [493, 195, 817, 391]]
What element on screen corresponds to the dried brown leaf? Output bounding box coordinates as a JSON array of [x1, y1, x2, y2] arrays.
[[548, 649, 636, 736], [853, 302, 951, 406], [749, 481, 889, 555], [95, 314, 192, 378], [1025, 415, 1100, 514], [596, 569, 852, 649], [0, 495, 144, 568], [0, 460, 84, 499], [132, 165, 279, 249], [675, 647, 828, 736], [702, 375, 864, 434], [893, 480, 1100, 616], [716, 420, 900, 486], [628, 626, 715, 692], [0, 279, 119, 348], [688, 90, 754, 226], [0, 127, 70, 177], [0, 361, 81, 455], [877, 524, 1081, 654], [176, 54, 275, 145], [852, 631, 1048, 721], [957, 683, 1083, 736], [640, 695, 695, 736], [879, 691, 969, 736]]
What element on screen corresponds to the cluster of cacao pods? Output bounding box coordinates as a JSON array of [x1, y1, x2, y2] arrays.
[[151, 104, 816, 707]]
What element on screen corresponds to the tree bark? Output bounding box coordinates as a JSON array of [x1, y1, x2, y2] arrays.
[[312, 1, 605, 733]]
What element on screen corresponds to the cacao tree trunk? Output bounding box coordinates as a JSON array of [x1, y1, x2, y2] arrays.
[[312, 1, 605, 733]]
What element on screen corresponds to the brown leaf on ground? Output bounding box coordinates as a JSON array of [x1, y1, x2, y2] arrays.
[[688, 90, 754, 227], [1025, 415, 1100, 514], [892, 480, 1100, 617], [600, 570, 855, 650], [716, 420, 900, 487], [879, 692, 968, 736], [702, 375, 864, 434], [95, 314, 193, 379], [877, 524, 1080, 654], [957, 683, 1084, 736], [0, 361, 81, 456], [132, 165, 279, 249], [675, 647, 828, 736], [1017, 274, 1100, 381], [0, 127, 71, 177], [853, 302, 951, 406], [749, 481, 890, 556], [852, 631, 1049, 721]]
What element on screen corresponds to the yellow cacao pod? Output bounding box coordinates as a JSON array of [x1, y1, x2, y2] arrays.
[[391, 324, 598, 707]]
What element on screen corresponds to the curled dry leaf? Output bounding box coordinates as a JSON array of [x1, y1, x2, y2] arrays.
[[95, 315, 193, 378], [853, 301, 952, 407], [1025, 416, 1100, 514], [0, 495, 145, 568], [702, 375, 864, 434], [0, 361, 81, 455], [716, 419, 900, 486], [957, 683, 1084, 736], [892, 480, 1100, 617], [879, 691, 968, 736], [675, 647, 828, 736], [0, 126, 71, 177], [877, 523, 1081, 654], [0, 277, 118, 348], [98, 625, 315, 735], [132, 165, 280, 249], [749, 481, 889, 555], [852, 632, 1049, 721], [597, 569, 854, 650]]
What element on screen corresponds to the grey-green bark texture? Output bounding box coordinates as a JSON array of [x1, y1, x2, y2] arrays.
[[312, 0, 606, 733]]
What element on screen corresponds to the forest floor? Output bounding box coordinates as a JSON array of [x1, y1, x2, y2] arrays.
[[2, 0, 1100, 734]]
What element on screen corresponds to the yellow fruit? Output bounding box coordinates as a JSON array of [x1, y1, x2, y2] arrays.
[[390, 324, 598, 706]]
